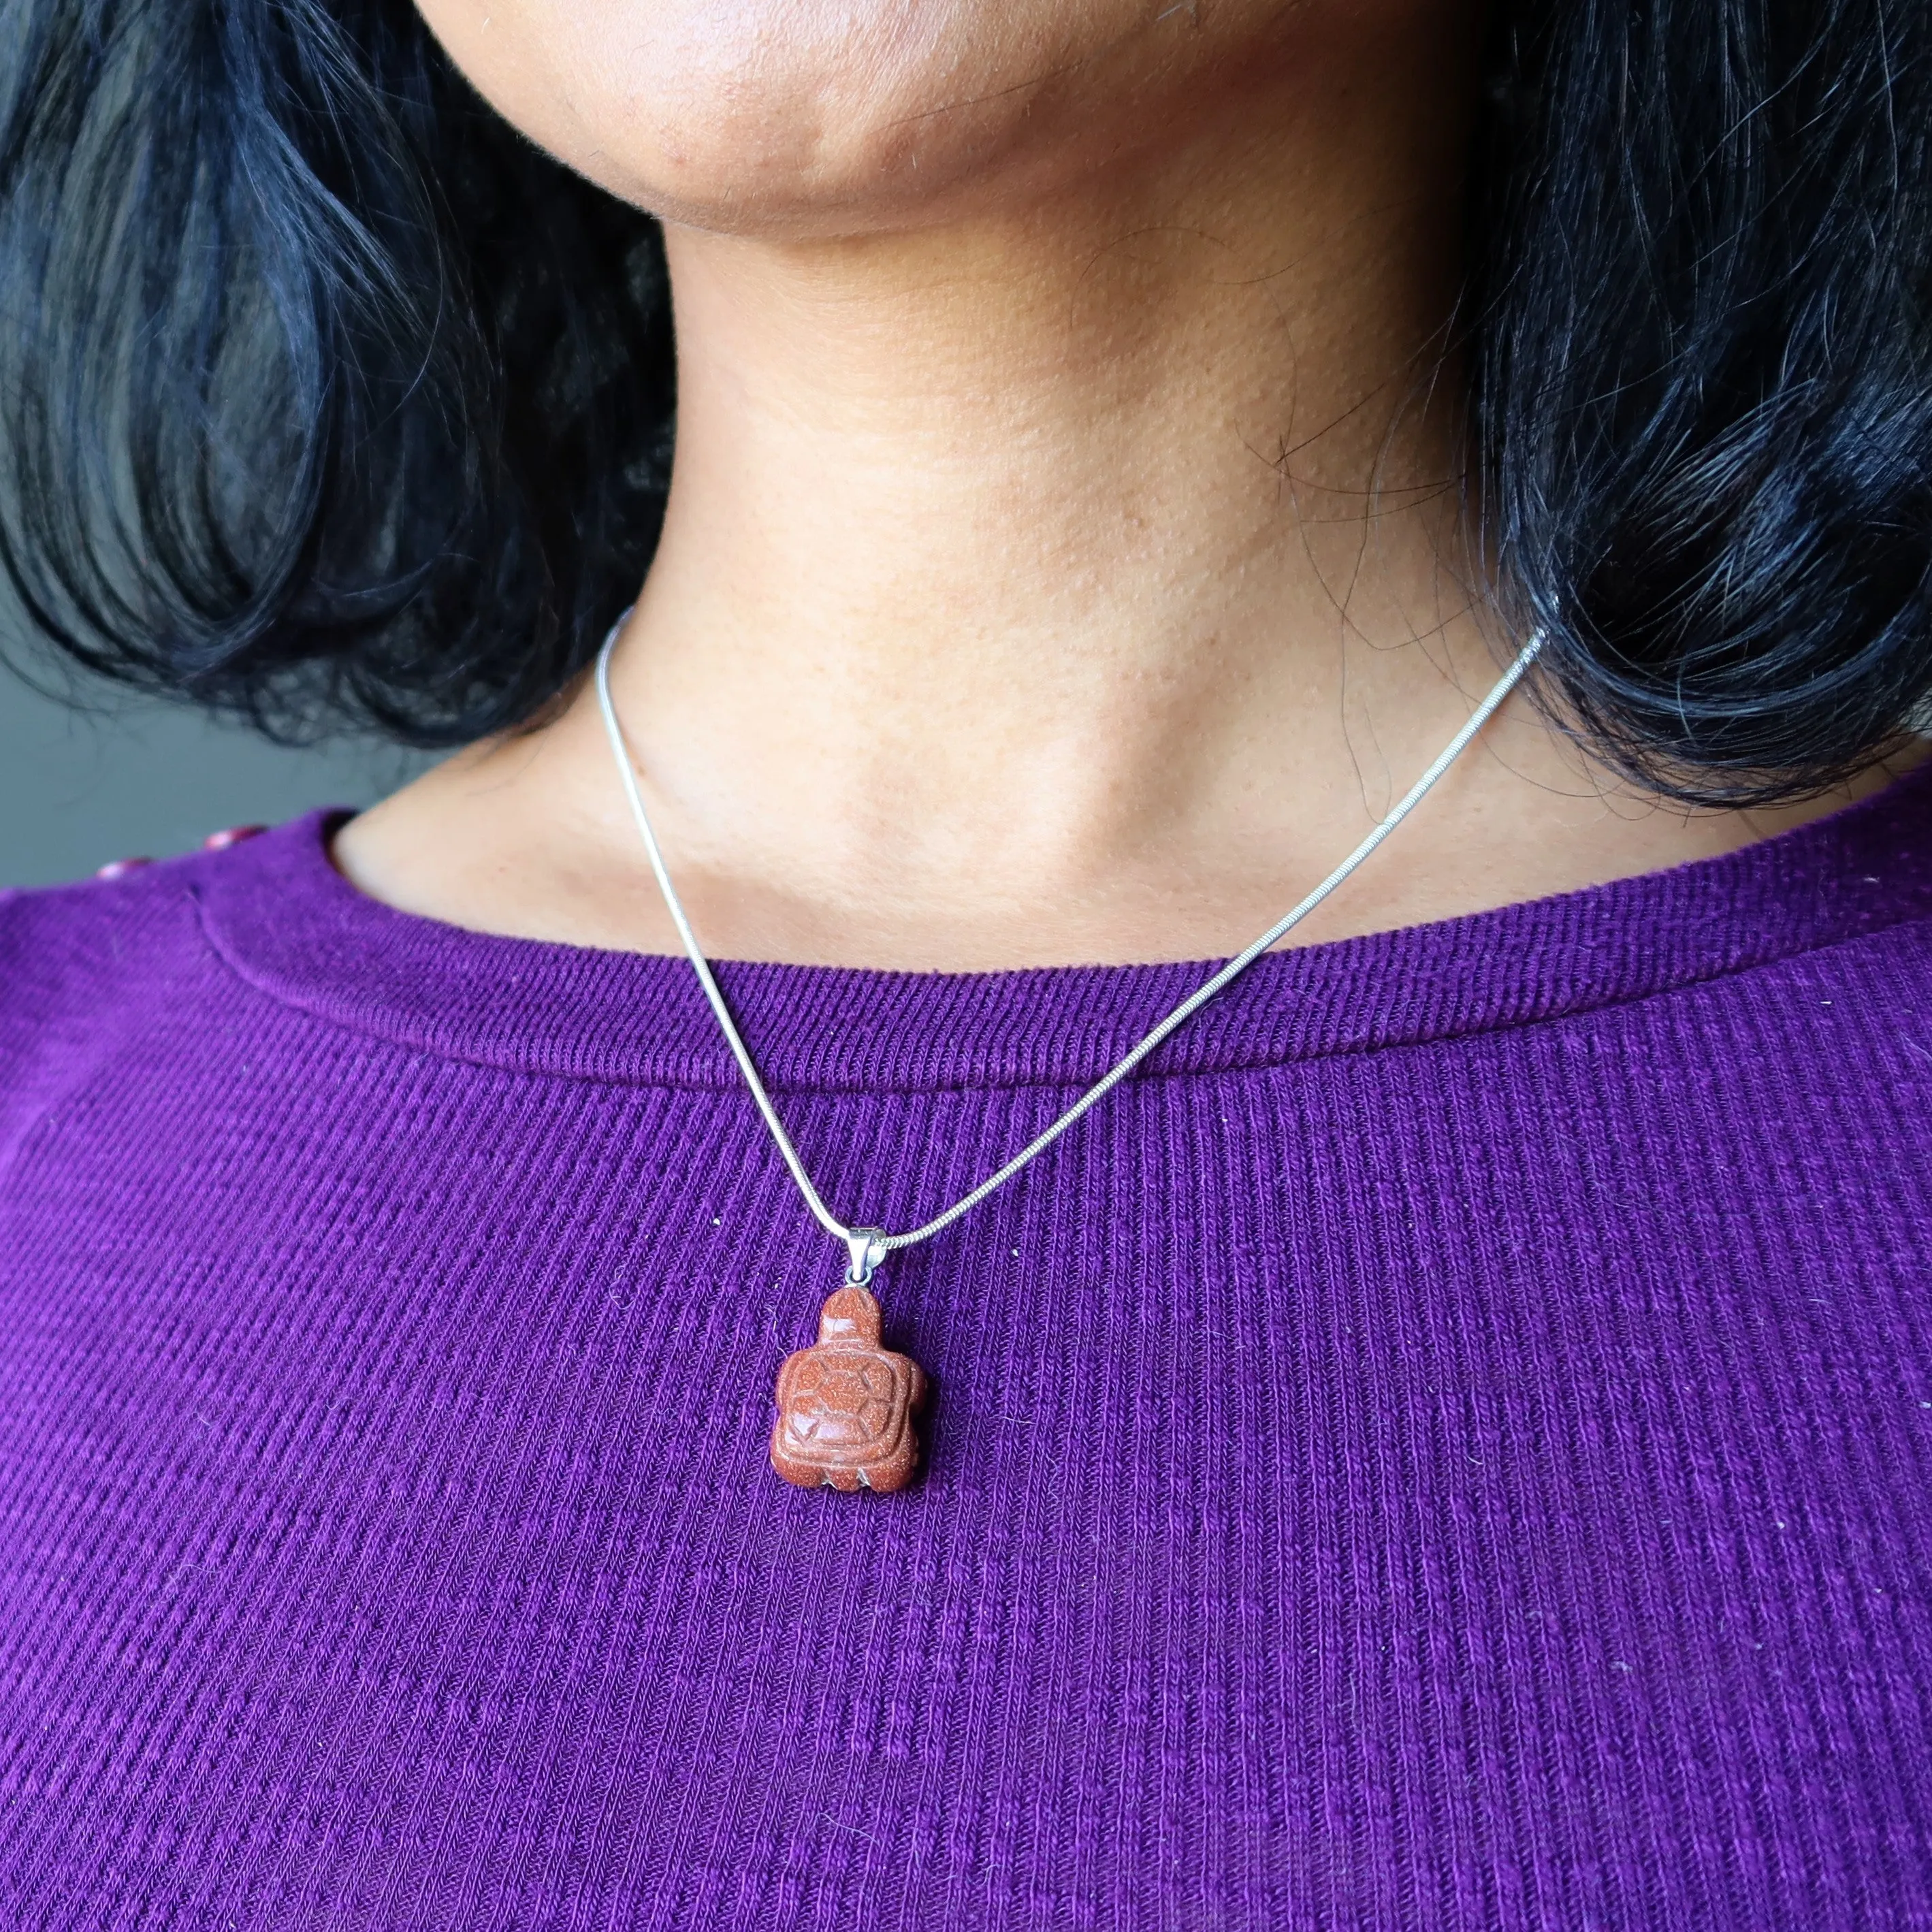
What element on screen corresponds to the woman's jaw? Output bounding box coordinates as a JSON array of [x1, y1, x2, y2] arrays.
[[413, 0, 1474, 239]]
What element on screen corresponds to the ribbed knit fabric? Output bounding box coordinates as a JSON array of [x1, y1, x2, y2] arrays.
[[3, 783, 1931, 1931]]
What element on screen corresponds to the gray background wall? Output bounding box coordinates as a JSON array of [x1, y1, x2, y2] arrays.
[[2, 662, 431, 888]]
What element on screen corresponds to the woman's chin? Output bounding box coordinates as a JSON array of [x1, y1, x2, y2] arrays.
[[415, 0, 1310, 238]]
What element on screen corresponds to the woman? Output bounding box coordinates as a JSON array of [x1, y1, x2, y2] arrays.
[[1, 0, 1928, 1922]]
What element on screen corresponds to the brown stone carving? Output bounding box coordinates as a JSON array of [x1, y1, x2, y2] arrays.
[[771, 1285, 927, 1493]]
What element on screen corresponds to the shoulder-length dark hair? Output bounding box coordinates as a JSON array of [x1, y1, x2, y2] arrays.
[[0, 0, 1927, 803]]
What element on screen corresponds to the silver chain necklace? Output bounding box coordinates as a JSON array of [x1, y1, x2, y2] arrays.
[[594, 617, 1543, 1492]]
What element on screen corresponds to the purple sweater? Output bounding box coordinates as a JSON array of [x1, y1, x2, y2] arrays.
[[3, 787, 1931, 1930]]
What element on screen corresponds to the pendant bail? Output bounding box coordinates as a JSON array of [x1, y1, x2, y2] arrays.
[[843, 1227, 887, 1287]]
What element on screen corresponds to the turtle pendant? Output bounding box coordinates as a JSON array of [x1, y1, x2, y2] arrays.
[[771, 1284, 928, 1492]]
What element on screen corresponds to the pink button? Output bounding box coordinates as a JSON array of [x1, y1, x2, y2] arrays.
[[202, 825, 268, 851], [95, 857, 155, 880]]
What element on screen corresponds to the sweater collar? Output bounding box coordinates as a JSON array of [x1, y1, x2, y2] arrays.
[[194, 762, 1932, 1091]]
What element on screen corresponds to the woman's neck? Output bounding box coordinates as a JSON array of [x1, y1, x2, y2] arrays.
[[338, 24, 1907, 970]]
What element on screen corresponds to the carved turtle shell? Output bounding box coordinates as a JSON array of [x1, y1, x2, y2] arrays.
[[771, 1285, 927, 1493]]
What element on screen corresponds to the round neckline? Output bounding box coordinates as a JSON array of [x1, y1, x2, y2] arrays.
[[191, 765, 1932, 1093]]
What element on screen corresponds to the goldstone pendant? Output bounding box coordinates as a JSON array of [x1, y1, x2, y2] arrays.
[[771, 1285, 928, 1492]]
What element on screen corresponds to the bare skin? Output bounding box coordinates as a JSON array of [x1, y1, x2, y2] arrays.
[[340, 0, 1918, 971]]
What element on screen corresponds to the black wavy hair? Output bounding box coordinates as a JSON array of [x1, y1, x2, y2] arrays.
[[0, 0, 1927, 801]]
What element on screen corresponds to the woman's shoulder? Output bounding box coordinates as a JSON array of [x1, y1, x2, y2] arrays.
[[1, 852, 197, 1001], [1, 828, 245, 971], [0, 827, 287, 1112]]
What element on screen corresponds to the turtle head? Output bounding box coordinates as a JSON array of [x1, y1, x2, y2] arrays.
[[817, 1285, 884, 1349]]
